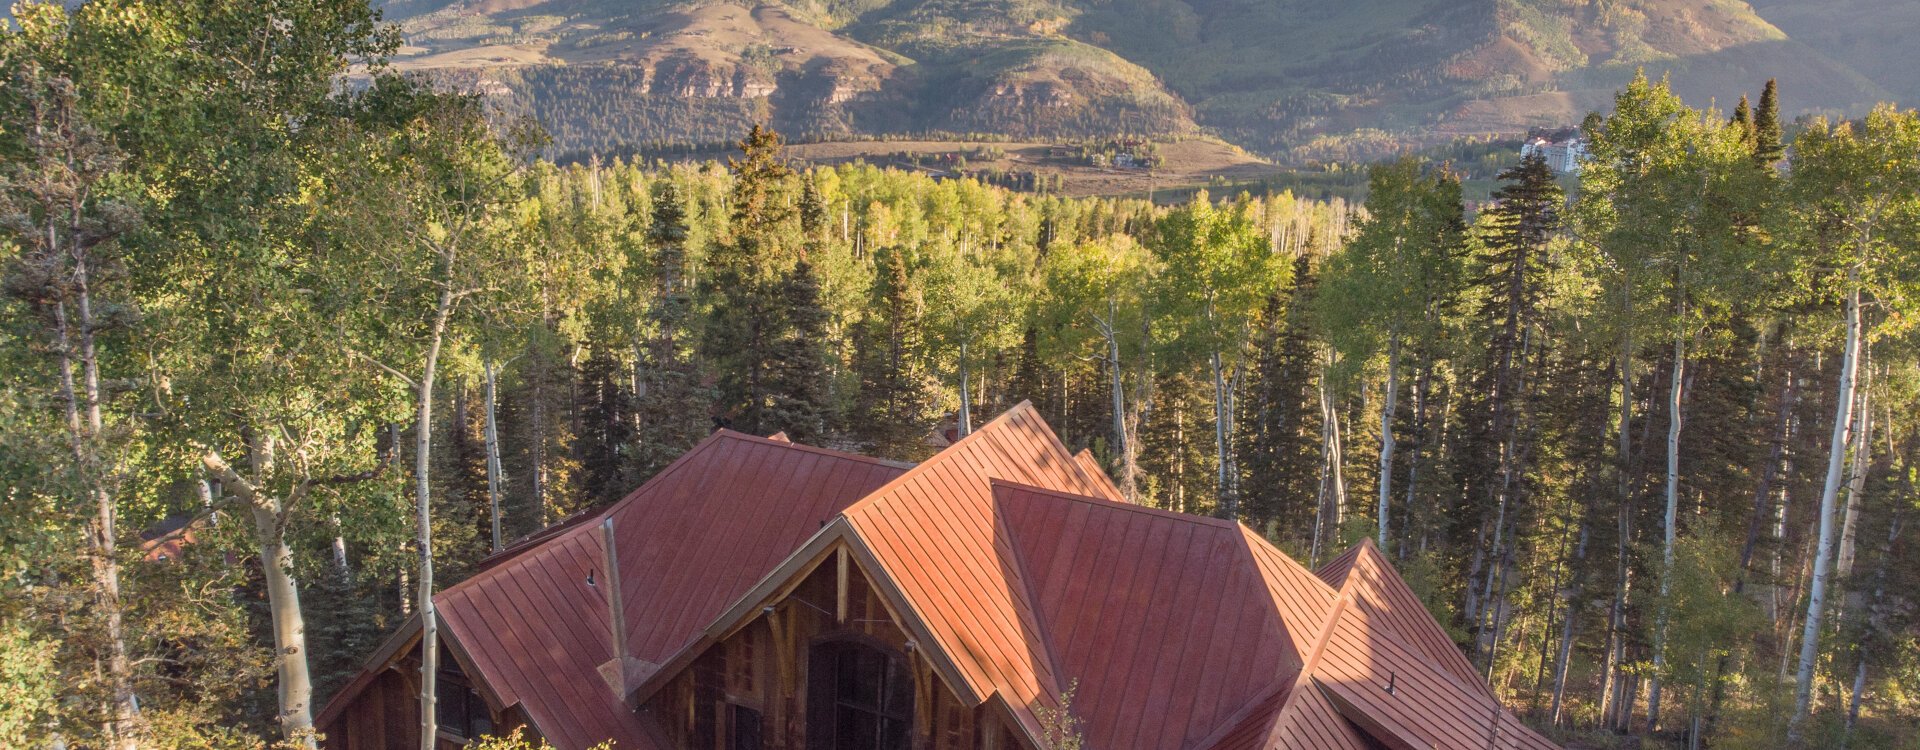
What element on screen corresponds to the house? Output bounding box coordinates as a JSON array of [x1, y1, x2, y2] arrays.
[[1519, 127, 1588, 174], [316, 403, 1561, 750]]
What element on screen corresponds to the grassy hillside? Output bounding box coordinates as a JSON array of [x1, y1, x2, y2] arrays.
[[374, 0, 1903, 161]]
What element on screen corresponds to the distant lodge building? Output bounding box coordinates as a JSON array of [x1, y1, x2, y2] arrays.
[[317, 403, 1561, 750], [1520, 127, 1589, 174]]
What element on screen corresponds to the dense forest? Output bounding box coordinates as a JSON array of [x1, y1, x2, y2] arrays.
[[2, 2, 1918, 749]]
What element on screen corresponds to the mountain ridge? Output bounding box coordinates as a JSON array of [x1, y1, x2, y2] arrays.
[[376, 0, 1914, 159]]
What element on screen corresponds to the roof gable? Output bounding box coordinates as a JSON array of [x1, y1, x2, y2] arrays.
[[996, 481, 1316, 750], [1332, 539, 1492, 701], [1310, 602, 1558, 750], [430, 430, 905, 749], [837, 402, 1109, 738]]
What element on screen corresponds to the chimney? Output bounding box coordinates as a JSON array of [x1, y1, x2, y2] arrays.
[[596, 518, 651, 698]]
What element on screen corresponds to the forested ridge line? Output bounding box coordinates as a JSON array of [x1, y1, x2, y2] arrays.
[[2, 2, 1918, 749]]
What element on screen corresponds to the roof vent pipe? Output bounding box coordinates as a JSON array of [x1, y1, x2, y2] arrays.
[[596, 518, 649, 698]]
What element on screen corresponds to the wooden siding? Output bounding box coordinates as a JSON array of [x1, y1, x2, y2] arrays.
[[319, 645, 525, 750], [643, 551, 1004, 750]]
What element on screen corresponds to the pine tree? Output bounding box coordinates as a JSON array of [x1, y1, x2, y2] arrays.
[[701, 124, 806, 436], [1239, 252, 1324, 545], [630, 182, 714, 480], [1457, 152, 1562, 664], [849, 245, 935, 461], [1754, 79, 1784, 167]]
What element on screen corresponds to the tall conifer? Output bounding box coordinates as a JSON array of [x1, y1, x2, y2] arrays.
[[631, 183, 713, 479]]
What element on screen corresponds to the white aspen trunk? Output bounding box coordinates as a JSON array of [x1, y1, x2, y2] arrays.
[[1549, 513, 1591, 726], [1835, 359, 1871, 582], [1330, 383, 1347, 532], [532, 354, 548, 527], [1401, 354, 1433, 558], [1378, 327, 1400, 547], [417, 290, 452, 750], [1105, 303, 1127, 483], [1211, 346, 1233, 519], [1600, 308, 1635, 730], [255, 506, 316, 747], [1650, 332, 1685, 734], [485, 362, 505, 554], [1842, 660, 1867, 748], [202, 448, 318, 747], [957, 339, 972, 438], [1790, 277, 1862, 741], [1477, 441, 1515, 667], [1312, 372, 1333, 566], [53, 249, 138, 750], [330, 517, 351, 581]]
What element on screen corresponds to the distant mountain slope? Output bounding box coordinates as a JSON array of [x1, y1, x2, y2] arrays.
[[1747, 0, 1920, 104], [380, 0, 1196, 152], [375, 0, 1900, 158], [1066, 0, 1886, 158]]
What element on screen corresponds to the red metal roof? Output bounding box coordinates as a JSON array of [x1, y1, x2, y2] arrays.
[[323, 404, 1558, 750], [432, 430, 907, 749], [995, 481, 1329, 749], [1312, 601, 1558, 750], [1325, 539, 1495, 702], [838, 403, 1119, 736], [1070, 448, 1127, 502]]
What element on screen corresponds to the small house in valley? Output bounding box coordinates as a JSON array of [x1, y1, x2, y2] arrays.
[[316, 402, 1561, 750]]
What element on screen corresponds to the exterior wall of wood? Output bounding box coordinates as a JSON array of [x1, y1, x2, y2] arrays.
[[319, 653, 424, 749], [319, 644, 528, 750], [642, 549, 1025, 750]]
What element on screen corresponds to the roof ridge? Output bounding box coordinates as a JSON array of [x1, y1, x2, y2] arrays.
[[1341, 543, 1499, 701], [712, 428, 918, 470], [1321, 588, 1508, 715], [843, 400, 1040, 514], [455, 429, 908, 594], [987, 494, 1068, 717], [988, 478, 1244, 529], [1242, 527, 1341, 600]]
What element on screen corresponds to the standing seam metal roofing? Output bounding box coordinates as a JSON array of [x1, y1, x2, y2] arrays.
[[433, 430, 907, 749], [325, 403, 1559, 750]]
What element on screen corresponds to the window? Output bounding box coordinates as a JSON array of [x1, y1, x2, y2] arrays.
[[806, 639, 913, 750], [729, 704, 764, 750], [435, 670, 494, 739]]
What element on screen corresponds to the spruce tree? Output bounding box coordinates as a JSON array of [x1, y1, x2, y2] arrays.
[[1753, 78, 1784, 167], [1731, 94, 1755, 149], [1456, 152, 1562, 660], [756, 174, 833, 442], [1239, 252, 1324, 544], [763, 260, 832, 442], [575, 337, 632, 506], [701, 124, 816, 436], [849, 245, 935, 461], [630, 182, 714, 479]]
